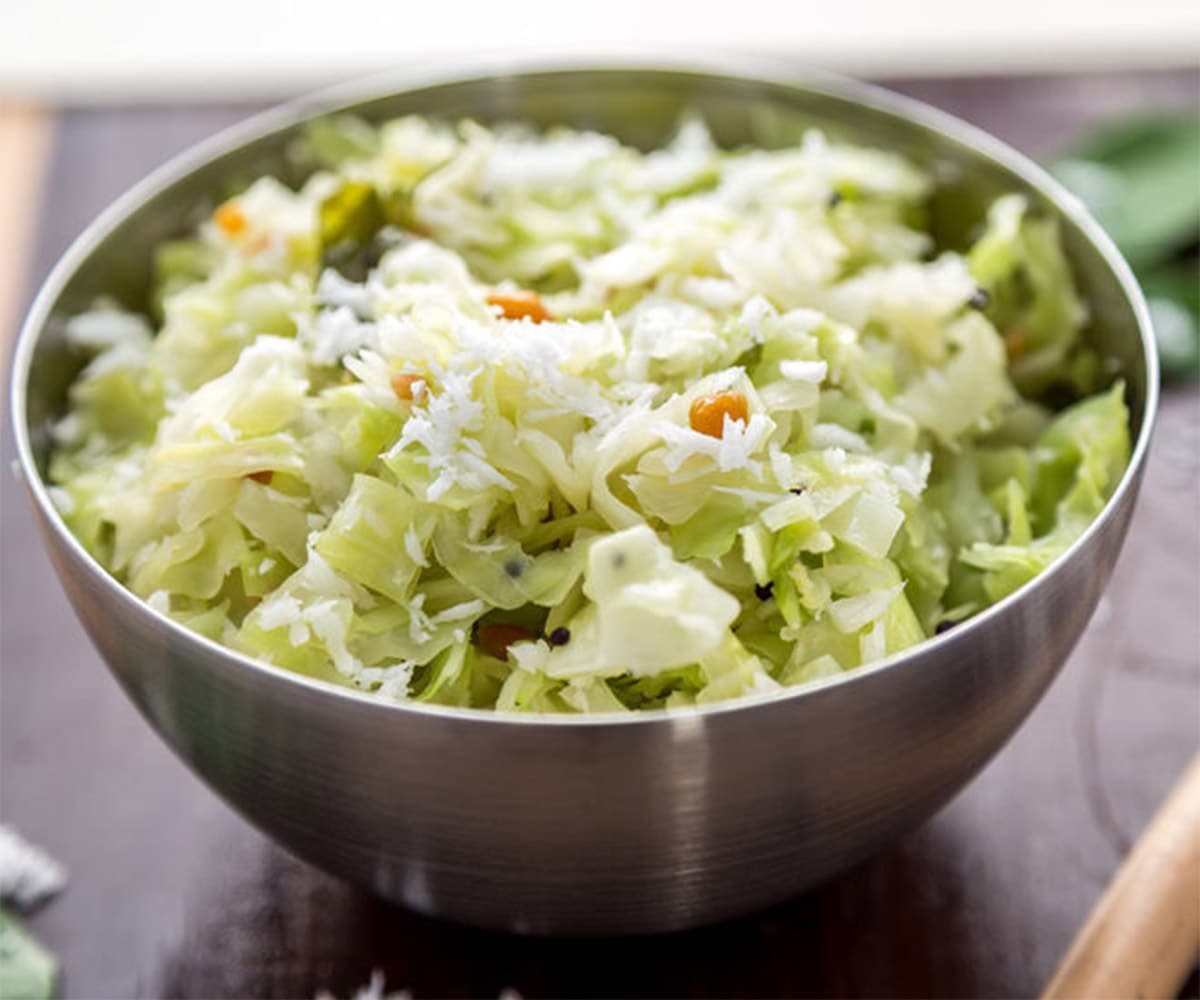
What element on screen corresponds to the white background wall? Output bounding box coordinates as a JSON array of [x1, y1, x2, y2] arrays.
[[4, 0, 1199, 101]]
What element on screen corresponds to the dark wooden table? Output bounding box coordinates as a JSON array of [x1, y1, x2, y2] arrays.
[[2, 70, 1198, 1000]]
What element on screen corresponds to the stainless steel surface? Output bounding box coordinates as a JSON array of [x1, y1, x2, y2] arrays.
[[9, 54, 1158, 934]]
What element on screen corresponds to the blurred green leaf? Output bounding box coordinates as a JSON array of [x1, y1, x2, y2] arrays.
[[1050, 112, 1200, 269], [0, 907, 57, 1000], [1140, 261, 1200, 381]]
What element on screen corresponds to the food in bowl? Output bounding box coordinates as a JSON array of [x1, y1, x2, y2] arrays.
[[47, 114, 1131, 712]]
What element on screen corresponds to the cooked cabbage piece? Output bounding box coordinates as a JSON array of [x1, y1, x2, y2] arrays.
[[50, 115, 1130, 712]]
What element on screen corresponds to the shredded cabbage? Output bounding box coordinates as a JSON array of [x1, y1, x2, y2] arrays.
[[49, 115, 1131, 712]]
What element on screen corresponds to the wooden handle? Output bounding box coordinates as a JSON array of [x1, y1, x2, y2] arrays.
[[1042, 753, 1200, 1000]]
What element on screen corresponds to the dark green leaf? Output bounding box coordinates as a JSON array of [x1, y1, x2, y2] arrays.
[[319, 181, 383, 251], [318, 181, 386, 281], [317, 181, 420, 281]]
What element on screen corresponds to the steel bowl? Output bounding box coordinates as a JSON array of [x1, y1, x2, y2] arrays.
[[10, 54, 1157, 934]]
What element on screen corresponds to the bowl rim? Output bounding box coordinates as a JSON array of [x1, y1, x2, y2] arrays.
[[9, 50, 1159, 728]]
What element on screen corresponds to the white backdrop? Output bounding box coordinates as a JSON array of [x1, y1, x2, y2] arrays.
[[4, 0, 1199, 101]]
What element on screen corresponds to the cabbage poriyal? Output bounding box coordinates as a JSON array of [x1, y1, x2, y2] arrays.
[[49, 116, 1131, 711]]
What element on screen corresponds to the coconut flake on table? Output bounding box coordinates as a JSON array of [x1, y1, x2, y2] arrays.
[[0, 825, 67, 912]]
